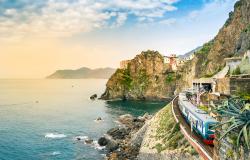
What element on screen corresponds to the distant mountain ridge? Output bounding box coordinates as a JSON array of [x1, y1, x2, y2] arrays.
[[46, 67, 116, 79], [178, 46, 202, 59]]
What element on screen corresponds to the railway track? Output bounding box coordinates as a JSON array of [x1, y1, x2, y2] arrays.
[[172, 97, 214, 160]]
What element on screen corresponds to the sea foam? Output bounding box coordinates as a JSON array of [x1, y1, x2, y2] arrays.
[[45, 133, 67, 139], [93, 140, 105, 150], [51, 151, 61, 156]]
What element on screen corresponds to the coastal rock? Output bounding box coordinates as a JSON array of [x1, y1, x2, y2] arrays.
[[98, 137, 108, 146], [117, 114, 146, 130], [106, 138, 119, 152], [101, 50, 176, 101], [100, 113, 153, 160], [90, 94, 98, 100], [118, 114, 134, 126], [84, 139, 93, 144], [107, 127, 130, 140], [139, 113, 152, 121], [97, 136, 119, 152], [130, 120, 150, 147], [96, 117, 102, 121]]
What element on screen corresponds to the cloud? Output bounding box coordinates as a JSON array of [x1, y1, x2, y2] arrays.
[[111, 13, 128, 28], [0, 0, 179, 41], [4, 9, 17, 16], [159, 18, 176, 25], [187, 0, 237, 21]]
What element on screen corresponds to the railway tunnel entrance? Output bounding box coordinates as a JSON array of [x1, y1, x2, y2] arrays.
[[193, 78, 215, 92]]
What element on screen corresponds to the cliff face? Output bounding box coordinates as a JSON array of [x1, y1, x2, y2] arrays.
[[102, 0, 250, 100], [177, 0, 250, 91], [101, 51, 176, 100]]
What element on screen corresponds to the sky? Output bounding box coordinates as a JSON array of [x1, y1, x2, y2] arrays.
[[0, 0, 237, 78]]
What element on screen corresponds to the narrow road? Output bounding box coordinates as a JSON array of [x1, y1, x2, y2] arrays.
[[172, 97, 214, 160]]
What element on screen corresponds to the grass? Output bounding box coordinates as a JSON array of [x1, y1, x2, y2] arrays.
[[232, 66, 241, 75], [236, 92, 250, 101], [153, 105, 197, 155], [154, 143, 165, 153]]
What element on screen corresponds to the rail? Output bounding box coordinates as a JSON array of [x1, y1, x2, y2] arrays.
[[171, 96, 214, 160]]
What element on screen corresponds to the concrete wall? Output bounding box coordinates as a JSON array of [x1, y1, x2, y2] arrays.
[[230, 77, 250, 94]]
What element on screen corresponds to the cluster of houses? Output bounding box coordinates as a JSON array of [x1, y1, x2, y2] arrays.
[[119, 52, 195, 70], [163, 53, 194, 71]]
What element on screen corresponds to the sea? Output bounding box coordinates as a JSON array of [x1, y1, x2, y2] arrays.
[[0, 79, 167, 160]]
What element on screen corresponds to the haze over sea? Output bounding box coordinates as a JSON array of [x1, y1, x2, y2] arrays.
[[0, 79, 166, 160]]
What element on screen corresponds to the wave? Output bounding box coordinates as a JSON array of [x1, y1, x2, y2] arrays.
[[93, 140, 105, 150], [74, 136, 105, 150], [51, 151, 61, 156], [74, 136, 88, 141], [45, 133, 67, 139]]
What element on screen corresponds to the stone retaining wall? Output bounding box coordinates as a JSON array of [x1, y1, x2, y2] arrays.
[[216, 77, 250, 95]]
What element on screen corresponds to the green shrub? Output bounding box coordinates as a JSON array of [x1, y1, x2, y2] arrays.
[[236, 92, 250, 101], [226, 149, 234, 158], [232, 66, 241, 75], [165, 73, 175, 83], [138, 69, 149, 85], [154, 143, 165, 153], [196, 41, 214, 56], [120, 68, 133, 89]]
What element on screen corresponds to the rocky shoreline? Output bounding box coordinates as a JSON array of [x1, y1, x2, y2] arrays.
[[97, 113, 152, 160]]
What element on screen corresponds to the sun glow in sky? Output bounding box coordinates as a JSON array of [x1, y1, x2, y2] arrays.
[[0, 0, 237, 78]]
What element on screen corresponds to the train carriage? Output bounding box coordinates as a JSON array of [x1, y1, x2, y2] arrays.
[[178, 92, 217, 145]]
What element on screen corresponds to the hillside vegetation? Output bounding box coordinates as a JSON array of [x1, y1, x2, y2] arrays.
[[138, 104, 197, 159], [101, 50, 176, 100]]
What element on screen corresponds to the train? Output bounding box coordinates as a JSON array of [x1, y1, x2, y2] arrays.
[[178, 92, 217, 145]]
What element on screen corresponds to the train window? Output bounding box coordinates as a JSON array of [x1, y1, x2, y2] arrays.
[[208, 124, 216, 132], [198, 121, 202, 128]]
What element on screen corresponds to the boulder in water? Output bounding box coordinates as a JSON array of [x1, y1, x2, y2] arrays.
[[98, 137, 108, 146], [90, 94, 98, 100], [85, 139, 93, 144], [96, 117, 102, 121]]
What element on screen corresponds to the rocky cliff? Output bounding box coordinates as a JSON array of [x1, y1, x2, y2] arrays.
[[102, 0, 250, 100], [177, 0, 250, 91], [101, 50, 176, 101]]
